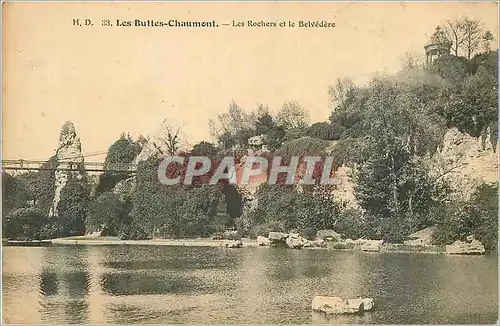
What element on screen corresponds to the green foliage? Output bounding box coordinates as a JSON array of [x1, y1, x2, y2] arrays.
[[254, 112, 285, 149], [433, 183, 498, 250], [276, 101, 310, 130], [3, 208, 56, 240], [277, 137, 331, 157], [191, 141, 218, 156], [86, 192, 129, 235], [128, 157, 223, 239], [334, 208, 368, 240], [211, 101, 308, 150], [57, 174, 91, 237], [17, 157, 58, 215], [118, 223, 151, 240], [2, 172, 29, 216], [240, 184, 342, 240], [96, 134, 142, 195], [307, 122, 344, 140], [330, 76, 447, 242], [442, 65, 497, 140], [430, 55, 471, 86]]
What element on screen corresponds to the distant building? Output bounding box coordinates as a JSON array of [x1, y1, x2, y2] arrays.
[[424, 26, 452, 66]]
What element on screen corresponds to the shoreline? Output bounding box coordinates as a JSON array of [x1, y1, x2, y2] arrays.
[[49, 237, 261, 247], [3, 236, 464, 254]]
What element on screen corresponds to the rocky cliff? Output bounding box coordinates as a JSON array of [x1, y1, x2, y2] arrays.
[[331, 128, 498, 207], [434, 127, 498, 200], [48, 121, 85, 217]]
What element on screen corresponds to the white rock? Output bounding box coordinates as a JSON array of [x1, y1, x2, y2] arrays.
[[224, 240, 243, 248], [257, 236, 271, 246], [347, 298, 375, 311], [360, 240, 384, 252], [268, 231, 288, 241], [49, 121, 85, 218], [446, 239, 486, 255], [312, 296, 374, 315], [286, 233, 308, 249], [345, 238, 355, 245]]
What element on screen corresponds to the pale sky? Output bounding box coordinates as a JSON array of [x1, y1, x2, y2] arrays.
[[3, 2, 498, 161]]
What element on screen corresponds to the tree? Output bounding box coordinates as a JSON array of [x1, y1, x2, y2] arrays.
[[443, 65, 497, 139], [307, 122, 344, 140], [433, 182, 498, 250], [17, 157, 58, 215], [329, 78, 356, 107], [443, 20, 465, 56], [209, 101, 257, 148], [401, 52, 424, 70], [152, 119, 188, 156], [482, 30, 494, 52], [276, 101, 310, 130], [430, 54, 470, 85], [3, 208, 54, 240], [96, 134, 142, 195], [2, 172, 29, 216], [461, 17, 483, 60], [191, 141, 218, 156], [86, 192, 129, 235], [57, 174, 90, 236], [331, 77, 447, 242]]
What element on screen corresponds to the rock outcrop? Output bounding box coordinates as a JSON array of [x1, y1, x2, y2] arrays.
[[434, 127, 498, 200], [49, 121, 85, 217], [312, 296, 374, 315], [446, 238, 486, 255]]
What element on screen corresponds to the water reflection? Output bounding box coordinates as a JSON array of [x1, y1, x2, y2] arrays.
[[2, 245, 498, 324], [39, 270, 59, 296]]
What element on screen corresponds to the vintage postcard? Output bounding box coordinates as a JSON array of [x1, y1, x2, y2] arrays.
[[2, 1, 498, 324]]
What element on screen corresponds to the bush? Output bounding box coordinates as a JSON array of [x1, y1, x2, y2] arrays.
[[433, 183, 498, 250], [307, 122, 344, 140], [118, 223, 152, 240], [3, 208, 55, 240], [332, 242, 347, 249]]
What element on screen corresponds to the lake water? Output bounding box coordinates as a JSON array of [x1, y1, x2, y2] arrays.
[[2, 245, 498, 324]]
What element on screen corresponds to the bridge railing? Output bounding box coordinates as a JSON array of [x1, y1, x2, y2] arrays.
[[1, 159, 138, 173]]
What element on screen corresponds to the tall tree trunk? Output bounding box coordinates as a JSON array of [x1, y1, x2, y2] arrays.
[[390, 154, 400, 220]]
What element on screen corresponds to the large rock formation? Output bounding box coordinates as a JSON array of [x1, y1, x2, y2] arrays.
[[49, 121, 84, 217], [434, 127, 498, 200]]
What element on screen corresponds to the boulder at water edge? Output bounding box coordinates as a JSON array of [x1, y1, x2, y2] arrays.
[[268, 232, 288, 241], [224, 240, 243, 248], [446, 239, 486, 255], [286, 233, 309, 249], [257, 236, 271, 246], [312, 296, 374, 315], [268, 232, 288, 246], [360, 240, 384, 252]]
